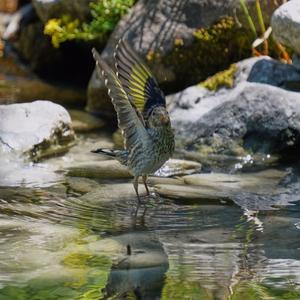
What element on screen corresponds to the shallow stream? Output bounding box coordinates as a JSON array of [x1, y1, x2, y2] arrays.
[[1, 132, 300, 300]]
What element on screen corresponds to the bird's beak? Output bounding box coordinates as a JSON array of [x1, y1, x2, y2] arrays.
[[160, 114, 170, 124]]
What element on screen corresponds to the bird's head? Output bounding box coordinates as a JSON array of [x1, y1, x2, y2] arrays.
[[147, 106, 171, 128]]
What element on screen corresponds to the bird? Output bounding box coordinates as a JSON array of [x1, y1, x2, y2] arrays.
[[91, 39, 175, 202]]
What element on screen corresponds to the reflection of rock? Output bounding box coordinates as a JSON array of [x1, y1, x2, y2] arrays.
[[0, 100, 75, 160], [105, 232, 168, 299], [86, 0, 275, 115], [169, 81, 300, 157], [0, 71, 86, 105], [272, 0, 300, 55]]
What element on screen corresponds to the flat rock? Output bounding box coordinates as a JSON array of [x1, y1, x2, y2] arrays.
[[154, 184, 229, 202], [0, 100, 75, 160], [67, 160, 132, 179], [80, 183, 148, 203], [272, 0, 300, 55], [183, 169, 286, 194], [155, 159, 201, 177]]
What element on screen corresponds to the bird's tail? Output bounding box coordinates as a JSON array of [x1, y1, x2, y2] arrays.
[[91, 148, 118, 157]]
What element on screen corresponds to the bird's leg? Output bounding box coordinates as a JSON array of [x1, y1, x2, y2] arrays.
[[133, 176, 141, 203], [142, 174, 150, 196]]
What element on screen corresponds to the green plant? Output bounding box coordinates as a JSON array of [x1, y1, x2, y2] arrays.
[[239, 0, 290, 61], [44, 0, 136, 48]]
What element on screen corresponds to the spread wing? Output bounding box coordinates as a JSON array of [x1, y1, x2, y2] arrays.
[[92, 48, 149, 150], [114, 39, 166, 119]]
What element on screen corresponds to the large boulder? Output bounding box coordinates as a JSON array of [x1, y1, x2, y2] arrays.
[[0, 100, 75, 160], [168, 57, 300, 157], [32, 0, 97, 23], [86, 0, 277, 116], [272, 0, 300, 55], [3, 3, 97, 88]]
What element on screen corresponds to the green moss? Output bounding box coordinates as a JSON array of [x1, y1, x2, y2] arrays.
[[199, 63, 237, 91], [154, 17, 252, 92]]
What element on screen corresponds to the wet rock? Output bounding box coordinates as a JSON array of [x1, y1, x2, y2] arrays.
[[87, 0, 275, 115], [0, 100, 75, 160], [154, 184, 230, 202], [183, 169, 286, 194], [141, 176, 184, 186], [32, 0, 97, 23], [155, 159, 201, 177], [169, 81, 300, 157], [272, 0, 300, 55], [69, 110, 105, 133], [67, 160, 132, 179], [80, 183, 148, 203]]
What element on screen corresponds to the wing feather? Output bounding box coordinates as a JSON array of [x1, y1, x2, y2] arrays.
[[114, 39, 166, 117], [92, 48, 148, 150]]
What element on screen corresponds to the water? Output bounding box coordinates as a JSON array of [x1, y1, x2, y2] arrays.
[[1, 136, 300, 299]]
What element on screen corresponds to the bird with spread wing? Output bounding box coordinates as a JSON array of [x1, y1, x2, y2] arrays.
[[91, 40, 175, 202]]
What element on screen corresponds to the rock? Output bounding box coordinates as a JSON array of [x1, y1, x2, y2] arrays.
[[0, 100, 75, 160], [155, 159, 201, 177], [169, 80, 300, 157], [32, 0, 97, 23], [154, 184, 230, 202], [67, 160, 132, 179], [183, 169, 286, 194], [69, 110, 105, 133], [80, 183, 148, 203], [86, 0, 276, 115], [4, 4, 96, 89], [272, 0, 300, 55]]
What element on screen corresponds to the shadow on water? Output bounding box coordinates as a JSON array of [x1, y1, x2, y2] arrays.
[[1, 163, 300, 299]]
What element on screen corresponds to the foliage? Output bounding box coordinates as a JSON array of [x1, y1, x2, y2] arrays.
[[44, 0, 136, 48], [160, 17, 253, 91], [239, 0, 290, 61], [199, 63, 237, 91]]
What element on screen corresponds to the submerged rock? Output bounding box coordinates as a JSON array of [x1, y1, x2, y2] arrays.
[[0, 100, 75, 160]]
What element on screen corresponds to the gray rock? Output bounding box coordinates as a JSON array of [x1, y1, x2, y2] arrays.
[[272, 0, 300, 55], [67, 160, 132, 179], [32, 0, 97, 23], [154, 158, 201, 177], [0, 100, 75, 160], [154, 183, 230, 202], [169, 78, 300, 156], [80, 183, 148, 203], [87, 0, 275, 116]]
